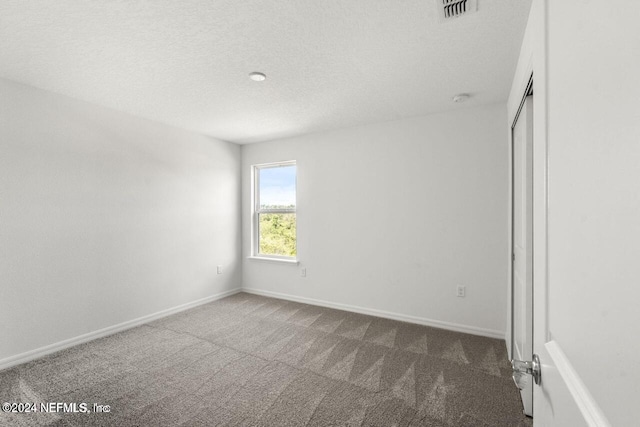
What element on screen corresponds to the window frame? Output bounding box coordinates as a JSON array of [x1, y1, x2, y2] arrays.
[[252, 160, 297, 262]]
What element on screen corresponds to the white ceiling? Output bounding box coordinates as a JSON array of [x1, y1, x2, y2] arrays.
[[0, 1, 531, 144]]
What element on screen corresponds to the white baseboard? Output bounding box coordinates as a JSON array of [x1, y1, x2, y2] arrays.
[[242, 288, 504, 339], [0, 287, 242, 372], [546, 340, 611, 427]]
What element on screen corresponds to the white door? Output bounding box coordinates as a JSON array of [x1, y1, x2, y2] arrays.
[[528, 82, 593, 426], [520, 81, 595, 426], [511, 95, 533, 416]]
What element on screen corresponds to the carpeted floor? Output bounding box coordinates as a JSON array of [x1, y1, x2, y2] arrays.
[[1, 292, 532, 426]]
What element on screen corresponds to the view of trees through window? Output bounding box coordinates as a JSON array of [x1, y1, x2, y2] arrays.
[[256, 163, 296, 258], [259, 210, 296, 257]]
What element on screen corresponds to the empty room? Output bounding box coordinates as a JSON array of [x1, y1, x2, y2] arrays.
[[1, 1, 638, 426]]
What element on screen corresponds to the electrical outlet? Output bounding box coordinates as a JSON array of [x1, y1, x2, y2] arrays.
[[300, 267, 307, 278], [217, 265, 223, 275], [456, 285, 466, 297]]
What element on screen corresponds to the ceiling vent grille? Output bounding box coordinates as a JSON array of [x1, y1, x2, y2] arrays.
[[437, 0, 478, 21]]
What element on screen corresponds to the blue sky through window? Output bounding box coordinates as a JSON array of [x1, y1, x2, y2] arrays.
[[259, 165, 296, 208]]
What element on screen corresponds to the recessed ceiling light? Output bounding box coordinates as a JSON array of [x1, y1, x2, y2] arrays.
[[452, 94, 470, 103], [249, 72, 266, 82]]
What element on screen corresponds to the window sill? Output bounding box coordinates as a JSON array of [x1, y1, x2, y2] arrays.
[[247, 256, 299, 265]]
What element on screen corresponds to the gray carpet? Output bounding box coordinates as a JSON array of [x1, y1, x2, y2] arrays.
[[0, 292, 532, 426]]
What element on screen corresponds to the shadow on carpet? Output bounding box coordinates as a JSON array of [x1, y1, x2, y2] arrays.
[[0, 292, 533, 426]]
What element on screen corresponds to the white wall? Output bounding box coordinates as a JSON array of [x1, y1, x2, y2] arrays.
[[544, 1, 640, 425], [0, 79, 241, 364], [242, 104, 509, 337]]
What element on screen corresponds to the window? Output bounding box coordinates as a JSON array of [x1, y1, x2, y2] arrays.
[[253, 161, 297, 260]]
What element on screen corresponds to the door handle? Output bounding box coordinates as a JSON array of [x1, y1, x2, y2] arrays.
[[511, 354, 541, 388]]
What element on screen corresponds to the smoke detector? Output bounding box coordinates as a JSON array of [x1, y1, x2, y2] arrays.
[[249, 72, 266, 82], [452, 94, 470, 103], [437, 0, 478, 21]]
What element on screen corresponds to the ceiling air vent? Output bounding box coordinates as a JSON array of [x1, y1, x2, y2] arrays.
[[437, 0, 478, 21]]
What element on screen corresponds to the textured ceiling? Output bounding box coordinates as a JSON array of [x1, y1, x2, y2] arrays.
[[0, 1, 532, 144]]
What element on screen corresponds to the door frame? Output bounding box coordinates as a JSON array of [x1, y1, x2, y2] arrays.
[[505, 0, 537, 360]]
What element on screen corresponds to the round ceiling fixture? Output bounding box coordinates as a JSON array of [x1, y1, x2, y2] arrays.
[[452, 93, 470, 103], [249, 72, 266, 82]]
